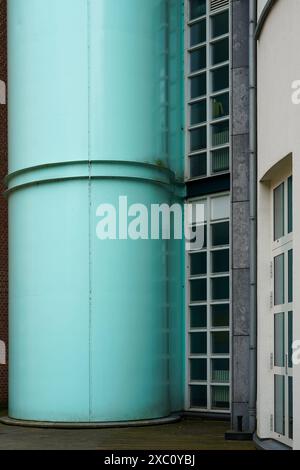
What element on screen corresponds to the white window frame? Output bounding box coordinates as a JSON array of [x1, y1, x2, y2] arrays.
[[185, 192, 231, 413], [184, 0, 232, 181]]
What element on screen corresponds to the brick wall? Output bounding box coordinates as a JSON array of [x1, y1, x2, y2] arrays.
[[0, 0, 8, 409]]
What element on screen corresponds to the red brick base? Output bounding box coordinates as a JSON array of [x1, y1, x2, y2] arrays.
[[0, 0, 8, 408]]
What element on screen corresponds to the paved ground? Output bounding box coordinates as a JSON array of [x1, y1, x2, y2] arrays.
[[0, 415, 256, 450]]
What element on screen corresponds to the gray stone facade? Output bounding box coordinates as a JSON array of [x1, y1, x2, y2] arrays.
[[231, 0, 251, 433]]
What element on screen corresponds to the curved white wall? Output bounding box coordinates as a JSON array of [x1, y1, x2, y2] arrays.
[[257, 0, 300, 180], [257, 0, 300, 449]]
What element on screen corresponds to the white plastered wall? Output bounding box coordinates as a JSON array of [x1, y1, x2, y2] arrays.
[[257, 0, 300, 449]]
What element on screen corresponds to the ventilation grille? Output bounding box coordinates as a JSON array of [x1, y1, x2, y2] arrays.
[[210, 0, 229, 12]]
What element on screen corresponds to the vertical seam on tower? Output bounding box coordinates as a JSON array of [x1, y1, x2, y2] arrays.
[[87, 0, 92, 421], [165, 0, 171, 411]]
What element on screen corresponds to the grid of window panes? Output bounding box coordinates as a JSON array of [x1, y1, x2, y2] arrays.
[[186, 0, 230, 179], [187, 193, 230, 411]]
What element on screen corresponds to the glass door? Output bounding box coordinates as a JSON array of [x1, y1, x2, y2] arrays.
[[272, 177, 293, 446]]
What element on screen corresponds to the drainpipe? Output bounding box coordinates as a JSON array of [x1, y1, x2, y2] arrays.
[[249, 0, 257, 434]]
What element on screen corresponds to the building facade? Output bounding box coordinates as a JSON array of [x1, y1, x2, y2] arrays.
[[1, 0, 299, 451], [0, 0, 252, 430], [256, 0, 300, 451], [184, 0, 251, 431]]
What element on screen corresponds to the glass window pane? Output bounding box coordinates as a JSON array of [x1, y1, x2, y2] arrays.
[[191, 73, 206, 99], [190, 279, 207, 302], [212, 65, 229, 92], [211, 359, 229, 382], [274, 375, 285, 435], [211, 221, 229, 246], [211, 147, 229, 173], [190, 100, 207, 125], [190, 385, 207, 408], [288, 249, 293, 303], [190, 47, 206, 73], [190, 332, 207, 354], [211, 195, 230, 220], [274, 183, 284, 240], [190, 153, 207, 178], [211, 93, 229, 119], [211, 38, 229, 65], [190, 359, 207, 381], [190, 251, 207, 276], [274, 313, 285, 367], [190, 305, 207, 328], [190, 0, 206, 20], [288, 311, 293, 368], [211, 331, 229, 354], [211, 386, 229, 409], [274, 254, 284, 306], [190, 20, 206, 46], [288, 176, 293, 233], [212, 120, 229, 147], [289, 377, 293, 439], [211, 304, 229, 327], [211, 10, 229, 38], [211, 277, 229, 300], [211, 249, 229, 274], [190, 126, 207, 152]]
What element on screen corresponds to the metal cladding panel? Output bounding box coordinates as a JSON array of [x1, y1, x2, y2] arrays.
[[89, 0, 184, 178], [7, 0, 89, 173], [90, 180, 170, 421], [8, 181, 90, 421], [8, 0, 184, 422], [90, 0, 168, 165]]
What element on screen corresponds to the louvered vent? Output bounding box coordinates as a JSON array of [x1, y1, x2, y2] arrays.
[[210, 0, 229, 12]]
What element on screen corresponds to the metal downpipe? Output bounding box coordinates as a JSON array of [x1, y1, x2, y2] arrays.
[[248, 0, 257, 434]]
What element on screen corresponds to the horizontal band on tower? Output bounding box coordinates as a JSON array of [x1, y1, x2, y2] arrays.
[[0, 414, 181, 429], [5, 159, 185, 196]]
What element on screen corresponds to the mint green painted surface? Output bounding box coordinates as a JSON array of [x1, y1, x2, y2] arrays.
[[8, 0, 184, 422]]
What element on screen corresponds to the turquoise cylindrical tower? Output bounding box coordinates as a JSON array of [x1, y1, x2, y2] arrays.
[[7, 0, 184, 423]]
